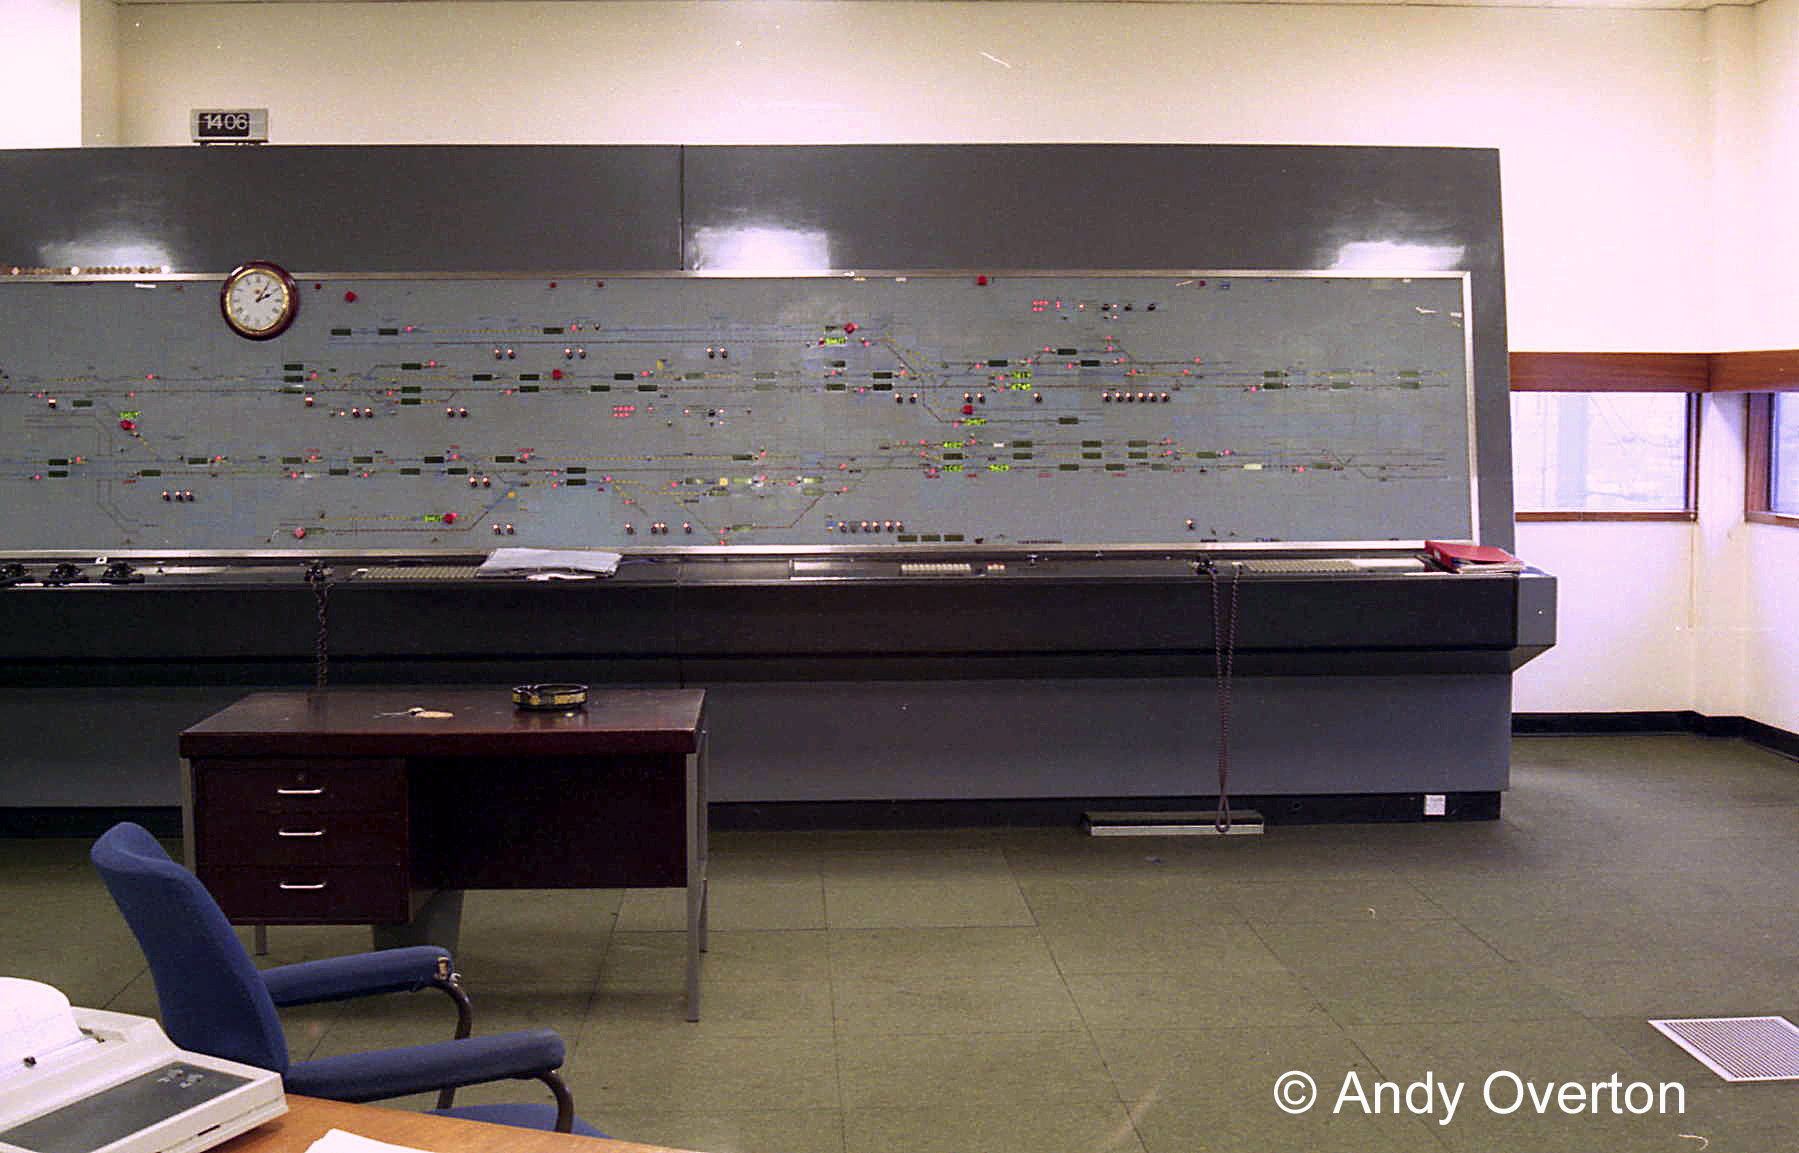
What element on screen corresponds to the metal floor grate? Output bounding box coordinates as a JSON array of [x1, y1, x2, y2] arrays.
[[353, 565, 480, 581], [1648, 1016, 1799, 1082]]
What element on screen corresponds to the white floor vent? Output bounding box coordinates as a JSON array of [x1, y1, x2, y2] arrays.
[[1648, 1015, 1799, 1082]]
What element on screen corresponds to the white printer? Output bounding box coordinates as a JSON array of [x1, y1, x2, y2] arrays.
[[0, 978, 285, 1153]]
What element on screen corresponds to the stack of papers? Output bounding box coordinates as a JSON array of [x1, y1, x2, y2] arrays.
[[473, 548, 622, 579]]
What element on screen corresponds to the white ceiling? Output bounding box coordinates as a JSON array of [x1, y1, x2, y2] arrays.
[[111, 0, 1762, 10]]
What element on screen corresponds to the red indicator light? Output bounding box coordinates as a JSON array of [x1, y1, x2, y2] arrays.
[[343, 291, 357, 303], [119, 419, 137, 432], [292, 527, 307, 539], [962, 404, 974, 415], [442, 512, 458, 525], [976, 275, 988, 286], [844, 322, 858, 334], [551, 369, 563, 381]]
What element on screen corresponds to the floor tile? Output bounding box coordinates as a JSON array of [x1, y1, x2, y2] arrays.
[[1091, 1023, 1376, 1111], [844, 1102, 1146, 1153], [1299, 962, 1583, 1026], [832, 971, 1086, 1034], [1065, 969, 1332, 1031], [618, 878, 825, 931], [823, 878, 1033, 929], [836, 1031, 1116, 1109], [562, 1034, 841, 1111], [825, 926, 1060, 981], [1255, 919, 1512, 975]]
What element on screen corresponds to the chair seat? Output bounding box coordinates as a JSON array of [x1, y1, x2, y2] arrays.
[[430, 1103, 607, 1138]]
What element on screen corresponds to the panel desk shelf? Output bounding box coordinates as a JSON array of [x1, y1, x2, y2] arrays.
[[180, 687, 709, 1018]]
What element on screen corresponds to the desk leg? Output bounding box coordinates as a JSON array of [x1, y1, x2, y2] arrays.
[[685, 734, 709, 1022], [373, 890, 465, 954]]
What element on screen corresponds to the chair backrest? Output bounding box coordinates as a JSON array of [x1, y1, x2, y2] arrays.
[[90, 822, 290, 1074]]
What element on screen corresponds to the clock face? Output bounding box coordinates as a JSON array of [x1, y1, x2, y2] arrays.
[[220, 262, 298, 340]]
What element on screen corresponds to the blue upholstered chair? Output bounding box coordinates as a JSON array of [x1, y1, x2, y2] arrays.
[[91, 822, 601, 1135]]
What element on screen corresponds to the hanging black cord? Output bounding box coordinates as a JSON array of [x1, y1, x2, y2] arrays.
[[1208, 561, 1243, 832], [305, 563, 331, 687]]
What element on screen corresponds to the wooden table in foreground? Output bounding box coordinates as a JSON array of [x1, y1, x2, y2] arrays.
[[218, 1095, 697, 1153], [180, 688, 709, 1019]]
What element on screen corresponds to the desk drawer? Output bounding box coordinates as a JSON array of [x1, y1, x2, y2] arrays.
[[204, 866, 414, 923], [193, 759, 405, 814], [197, 810, 407, 868]]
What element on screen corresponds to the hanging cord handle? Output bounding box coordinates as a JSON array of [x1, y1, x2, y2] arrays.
[[1208, 561, 1243, 832], [305, 562, 332, 687]]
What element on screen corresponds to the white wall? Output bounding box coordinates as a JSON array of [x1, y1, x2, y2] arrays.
[[80, 0, 118, 146], [1, 0, 84, 146], [49, 0, 1799, 726], [1742, 0, 1799, 734]]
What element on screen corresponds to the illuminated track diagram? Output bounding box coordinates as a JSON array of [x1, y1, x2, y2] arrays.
[[0, 273, 1474, 551]]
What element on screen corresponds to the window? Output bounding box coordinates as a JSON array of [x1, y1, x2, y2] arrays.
[[1775, 393, 1799, 516], [1511, 392, 1698, 520], [1746, 391, 1799, 526]]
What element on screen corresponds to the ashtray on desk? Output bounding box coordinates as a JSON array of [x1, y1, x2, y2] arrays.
[[512, 683, 588, 710]]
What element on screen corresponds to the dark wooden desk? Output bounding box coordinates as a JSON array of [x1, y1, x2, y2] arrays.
[[179, 688, 708, 1019], [220, 1095, 696, 1153]]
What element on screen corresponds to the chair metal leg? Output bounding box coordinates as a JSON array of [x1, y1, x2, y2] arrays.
[[538, 1070, 576, 1133], [431, 973, 473, 1111]]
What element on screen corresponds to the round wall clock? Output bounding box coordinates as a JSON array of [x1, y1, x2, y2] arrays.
[[220, 261, 299, 340]]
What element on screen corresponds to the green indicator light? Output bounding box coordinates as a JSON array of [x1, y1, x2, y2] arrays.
[[823, 335, 847, 346], [118, 411, 140, 420], [921, 534, 942, 542], [987, 463, 1010, 472], [965, 417, 987, 426], [944, 464, 963, 472], [897, 534, 918, 542]]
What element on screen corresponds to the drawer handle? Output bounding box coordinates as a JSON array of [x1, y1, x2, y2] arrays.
[[278, 882, 328, 891], [277, 829, 326, 838], [275, 787, 325, 796]]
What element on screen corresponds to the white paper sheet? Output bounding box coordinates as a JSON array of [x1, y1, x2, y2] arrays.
[[0, 977, 88, 1072], [474, 548, 622, 578]]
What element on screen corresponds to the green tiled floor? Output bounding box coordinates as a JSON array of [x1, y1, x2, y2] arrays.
[[3, 734, 1795, 1152]]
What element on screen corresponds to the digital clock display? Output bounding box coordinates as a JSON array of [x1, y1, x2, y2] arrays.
[[190, 109, 269, 144]]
